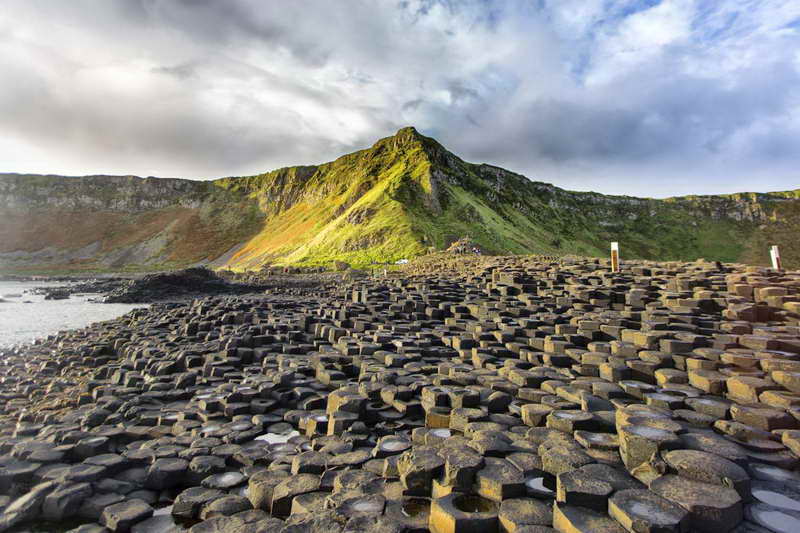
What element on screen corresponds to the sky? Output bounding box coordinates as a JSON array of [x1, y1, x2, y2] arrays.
[[0, 0, 798, 197]]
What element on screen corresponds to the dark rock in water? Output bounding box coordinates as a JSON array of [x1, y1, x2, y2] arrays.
[[103, 267, 258, 303], [44, 289, 70, 300]]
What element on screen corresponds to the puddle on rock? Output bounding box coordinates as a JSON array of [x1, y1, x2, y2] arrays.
[[350, 499, 384, 512], [750, 504, 800, 532], [204, 471, 246, 489], [380, 439, 410, 452], [526, 476, 554, 495], [750, 464, 800, 484], [628, 500, 664, 519], [627, 425, 673, 440], [453, 495, 497, 513], [401, 498, 431, 517], [132, 505, 189, 533], [200, 424, 222, 435], [752, 489, 800, 512], [554, 411, 584, 419], [255, 430, 300, 445]]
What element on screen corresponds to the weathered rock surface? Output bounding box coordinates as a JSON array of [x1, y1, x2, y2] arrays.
[[0, 256, 799, 532]]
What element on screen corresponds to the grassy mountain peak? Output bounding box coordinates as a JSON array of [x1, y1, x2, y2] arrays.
[[213, 127, 800, 270], [2, 127, 799, 273]]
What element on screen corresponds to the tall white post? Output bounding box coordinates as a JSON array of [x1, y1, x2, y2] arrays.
[[770, 245, 782, 270], [611, 242, 620, 273]]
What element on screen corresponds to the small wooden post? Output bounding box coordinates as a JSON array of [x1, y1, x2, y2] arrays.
[[611, 242, 620, 272], [770, 245, 782, 270]]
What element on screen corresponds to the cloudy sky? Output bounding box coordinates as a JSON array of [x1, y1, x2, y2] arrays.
[[1, 0, 798, 197]]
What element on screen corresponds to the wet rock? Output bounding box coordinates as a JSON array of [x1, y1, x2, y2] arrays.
[[608, 489, 689, 533], [750, 480, 800, 513], [188, 456, 226, 484], [650, 475, 742, 532], [662, 449, 751, 499], [3, 258, 800, 533], [199, 494, 251, 519], [145, 458, 189, 490], [202, 471, 247, 490], [0, 481, 56, 531], [42, 481, 93, 521], [67, 525, 111, 533], [746, 502, 800, 533], [100, 499, 154, 533], [343, 514, 405, 533], [79, 492, 126, 520], [104, 268, 256, 304], [173, 486, 225, 519]]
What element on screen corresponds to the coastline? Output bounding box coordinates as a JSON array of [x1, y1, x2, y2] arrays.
[[0, 256, 798, 532]]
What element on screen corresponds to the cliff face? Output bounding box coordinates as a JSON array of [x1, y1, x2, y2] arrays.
[[0, 174, 215, 211], [1, 127, 798, 273], [0, 175, 262, 272]]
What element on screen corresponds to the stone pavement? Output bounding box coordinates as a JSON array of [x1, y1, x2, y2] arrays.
[[0, 256, 799, 532]]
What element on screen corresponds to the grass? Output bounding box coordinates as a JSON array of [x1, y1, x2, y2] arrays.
[[3, 127, 798, 273]]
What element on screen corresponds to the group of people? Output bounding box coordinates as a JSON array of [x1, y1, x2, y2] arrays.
[[453, 244, 482, 255]]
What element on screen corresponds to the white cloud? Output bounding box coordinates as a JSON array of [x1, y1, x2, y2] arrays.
[[586, 0, 695, 85], [0, 0, 798, 196]]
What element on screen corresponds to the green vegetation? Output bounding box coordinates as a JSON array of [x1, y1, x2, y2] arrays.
[[2, 126, 799, 273]]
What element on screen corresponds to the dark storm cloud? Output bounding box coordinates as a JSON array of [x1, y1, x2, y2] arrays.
[[152, 63, 198, 80], [0, 0, 798, 195]]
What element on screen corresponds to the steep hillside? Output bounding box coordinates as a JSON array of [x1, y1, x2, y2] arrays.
[[1, 127, 798, 273], [0, 175, 263, 273], [213, 127, 800, 269]]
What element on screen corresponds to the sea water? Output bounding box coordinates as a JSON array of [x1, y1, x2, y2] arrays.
[[0, 281, 143, 348]]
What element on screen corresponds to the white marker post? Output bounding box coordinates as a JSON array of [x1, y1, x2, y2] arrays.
[[770, 245, 782, 270], [611, 242, 620, 273]]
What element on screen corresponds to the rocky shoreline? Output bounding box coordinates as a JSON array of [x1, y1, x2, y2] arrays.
[[4, 268, 269, 305], [1, 256, 799, 533]]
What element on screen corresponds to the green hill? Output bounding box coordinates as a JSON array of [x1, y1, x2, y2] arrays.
[[1, 127, 798, 273], [213, 127, 800, 269]]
